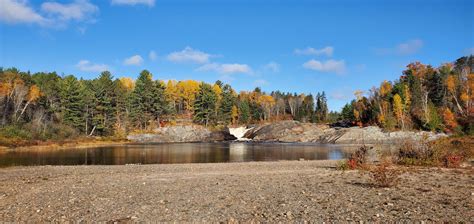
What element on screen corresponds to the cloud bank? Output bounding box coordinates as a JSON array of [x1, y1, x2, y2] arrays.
[[76, 60, 109, 72], [303, 59, 346, 75], [167, 47, 212, 64], [197, 63, 252, 74], [111, 0, 155, 7], [294, 46, 334, 57], [123, 55, 144, 66]]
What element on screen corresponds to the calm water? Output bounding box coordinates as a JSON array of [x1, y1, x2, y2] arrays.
[[0, 142, 360, 167]]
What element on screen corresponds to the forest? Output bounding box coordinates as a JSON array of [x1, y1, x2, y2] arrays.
[[0, 56, 473, 144], [341, 56, 473, 134], [0, 67, 330, 142]]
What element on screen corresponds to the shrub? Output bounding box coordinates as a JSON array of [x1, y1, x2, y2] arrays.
[[342, 145, 373, 170], [397, 138, 435, 166], [397, 136, 473, 167], [369, 159, 401, 187], [0, 125, 33, 139]]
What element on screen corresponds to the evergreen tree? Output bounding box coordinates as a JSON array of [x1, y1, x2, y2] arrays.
[[130, 70, 155, 129], [218, 84, 236, 124], [238, 100, 251, 124], [90, 71, 116, 135], [341, 101, 355, 121], [193, 83, 217, 126], [315, 92, 328, 122], [59, 75, 84, 131], [151, 80, 170, 124]]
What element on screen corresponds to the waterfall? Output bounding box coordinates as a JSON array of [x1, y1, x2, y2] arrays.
[[228, 126, 253, 141]]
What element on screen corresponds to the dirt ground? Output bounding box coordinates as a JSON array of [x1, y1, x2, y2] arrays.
[[0, 160, 472, 222]]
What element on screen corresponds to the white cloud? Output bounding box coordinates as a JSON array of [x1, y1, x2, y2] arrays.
[[149, 50, 157, 61], [123, 55, 144, 66], [263, 61, 280, 73], [294, 46, 334, 57], [0, 0, 99, 28], [197, 63, 252, 74], [111, 0, 155, 7], [376, 39, 424, 55], [76, 60, 109, 72], [41, 0, 98, 22], [0, 0, 48, 25], [396, 39, 423, 55], [167, 47, 212, 64], [303, 59, 346, 74], [254, 79, 268, 86]]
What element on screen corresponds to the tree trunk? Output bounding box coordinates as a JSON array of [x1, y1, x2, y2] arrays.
[[17, 101, 31, 122]]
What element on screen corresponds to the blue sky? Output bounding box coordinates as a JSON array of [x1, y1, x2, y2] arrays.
[[1, 0, 473, 111]]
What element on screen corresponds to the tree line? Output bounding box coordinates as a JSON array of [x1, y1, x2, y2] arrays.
[[0, 68, 329, 140], [340, 56, 473, 134]]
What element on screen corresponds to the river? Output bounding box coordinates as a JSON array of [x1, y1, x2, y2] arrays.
[[0, 142, 369, 167]]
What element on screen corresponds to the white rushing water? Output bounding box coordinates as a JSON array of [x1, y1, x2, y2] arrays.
[[228, 126, 253, 141]]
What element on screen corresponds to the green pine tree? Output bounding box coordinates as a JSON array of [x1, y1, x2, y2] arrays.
[[193, 83, 217, 126]]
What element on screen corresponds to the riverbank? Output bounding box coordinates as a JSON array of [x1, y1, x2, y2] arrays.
[[0, 160, 472, 222], [0, 139, 131, 152]]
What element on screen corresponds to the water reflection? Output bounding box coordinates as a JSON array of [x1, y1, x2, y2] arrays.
[[0, 142, 360, 167]]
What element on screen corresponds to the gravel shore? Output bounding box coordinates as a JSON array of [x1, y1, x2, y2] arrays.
[[0, 160, 472, 222]]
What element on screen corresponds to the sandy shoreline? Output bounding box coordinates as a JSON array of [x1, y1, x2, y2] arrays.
[[0, 160, 472, 222]]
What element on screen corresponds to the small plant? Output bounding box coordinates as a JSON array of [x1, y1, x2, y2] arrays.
[[336, 160, 350, 170], [369, 160, 401, 188], [346, 145, 372, 169]]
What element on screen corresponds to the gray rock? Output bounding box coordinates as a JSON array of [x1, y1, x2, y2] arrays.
[[244, 121, 447, 144], [127, 125, 236, 143]]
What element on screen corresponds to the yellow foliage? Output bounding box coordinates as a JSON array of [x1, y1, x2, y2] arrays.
[[377, 114, 385, 124], [119, 77, 135, 91], [393, 94, 403, 121], [460, 91, 469, 104], [258, 94, 275, 106], [446, 75, 456, 93], [0, 82, 12, 97], [379, 81, 392, 97], [403, 84, 411, 108], [353, 109, 360, 121], [468, 74, 474, 91], [231, 105, 238, 124], [27, 85, 41, 102], [176, 80, 200, 111], [212, 84, 222, 101]]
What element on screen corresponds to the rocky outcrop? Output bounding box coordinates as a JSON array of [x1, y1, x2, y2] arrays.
[[127, 121, 447, 144], [127, 125, 236, 143], [244, 121, 447, 144]]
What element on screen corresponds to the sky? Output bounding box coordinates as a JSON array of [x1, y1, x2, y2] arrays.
[[1, 0, 473, 111]]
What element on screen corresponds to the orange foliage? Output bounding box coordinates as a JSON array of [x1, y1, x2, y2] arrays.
[[379, 81, 392, 97], [27, 85, 41, 102], [406, 62, 429, 79], [442, 108, 457, 131], [446, 75, 456, 93]]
